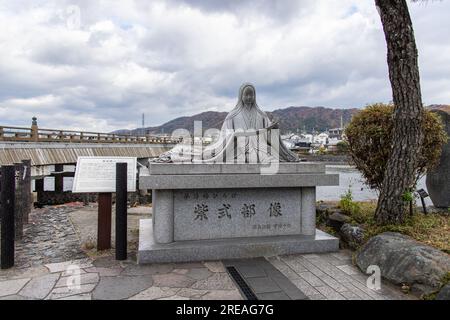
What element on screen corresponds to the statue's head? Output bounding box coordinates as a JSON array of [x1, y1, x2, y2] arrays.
[[239, 83, 256, 107]]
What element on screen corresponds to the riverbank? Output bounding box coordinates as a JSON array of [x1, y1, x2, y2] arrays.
[[316, 200, 449, 253], [300, 154, 350, 164]]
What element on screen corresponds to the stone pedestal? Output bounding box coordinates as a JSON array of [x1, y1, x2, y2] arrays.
[[138, 163, 339, 263]]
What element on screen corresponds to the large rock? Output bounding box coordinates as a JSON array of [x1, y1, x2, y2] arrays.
[[339, 223, 364, 249], [426, 110, 450, 208], [436, 284, 450, 300], [356, 232, 450, 295], [326, 211, 350, 232]]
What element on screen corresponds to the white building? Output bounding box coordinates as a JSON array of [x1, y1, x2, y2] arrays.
[[313, 132, 329, 146]]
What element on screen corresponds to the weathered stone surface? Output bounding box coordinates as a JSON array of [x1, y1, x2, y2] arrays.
[[148, 163, 326, 175], [158, 295, 187, 300], [129, 286, 179, 300], [55, 273, 99, 288], [204, 262, 226, 273], [426, 110, 450, 208], [92, 275, 153, 300], [356, 232, 450, 295], [339, 223, 364, 249], [201, 289, 243, 300], [19, 273, 59, 299], [177, 288, 208, 299], [45, 259, 93, 273], [84, 266, 123, 277], [316, 202, 332, 218], [139, 219, 338, 264], [140, 172, 339, 190], [61, 268, 87, 277], [121, 263, 174, 276], [152, 274, 196, 288], [47, 283, 96, 300], [436, 284, 450, 300], [92, 256, 120, 268], [326, 211, 350, 232], [0, 295, 33, 300], [0, 278, 30, 297], [57, 293, 92, 300], [174, 188, 302, 241], [185, 268, 212, 281], [14, 205, 87, 268], [0, 265, 49, 282], [173, 269, 189, 275], [336, 264, 360, 275], [191, 273, 236, 290]]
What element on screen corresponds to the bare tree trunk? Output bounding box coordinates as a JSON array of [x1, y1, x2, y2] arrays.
[[374, 0, 424, 224]]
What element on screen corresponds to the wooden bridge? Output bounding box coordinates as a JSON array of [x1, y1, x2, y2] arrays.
[[0, 117, 180, 145], [0, 117, 180, 177]]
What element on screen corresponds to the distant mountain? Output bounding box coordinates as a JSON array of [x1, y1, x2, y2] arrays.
[[115, 106, 359, 135], [270, 106, 357, 133], [115, 104, 449, 136], [428, 104, 450, 114]]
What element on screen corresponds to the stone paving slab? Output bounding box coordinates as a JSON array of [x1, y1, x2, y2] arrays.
[[0, 278, 31, 297], [269, 250, 417, 300], [0, 250, 416, 300], [19, 273, 60, 299]]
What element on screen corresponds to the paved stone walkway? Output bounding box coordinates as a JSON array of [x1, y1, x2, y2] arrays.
[[268, 251, 415, 300], [0, 256, 242, 300], [0, 250, 416, 300], [0, 204, 416, 300]]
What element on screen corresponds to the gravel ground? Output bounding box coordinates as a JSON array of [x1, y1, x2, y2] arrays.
[[10, 203, 87, 268]]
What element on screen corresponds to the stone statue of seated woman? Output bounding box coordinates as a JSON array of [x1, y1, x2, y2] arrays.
[[154, 83, 299, 163]]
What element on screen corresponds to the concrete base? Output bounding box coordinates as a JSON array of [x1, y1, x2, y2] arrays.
[[138, 219, 339, 264]]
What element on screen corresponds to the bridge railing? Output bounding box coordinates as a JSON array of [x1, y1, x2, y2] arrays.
[[0, 126, 33, 141], [0, 125, 182, 144]]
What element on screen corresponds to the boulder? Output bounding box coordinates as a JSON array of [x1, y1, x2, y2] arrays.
[[339, 223, 364, 249], [316, 202, 331, 216], [426, 110, 450, 208], [326, 211, 350, 232], [436, 284, 450, 300], [356, 232, 450, 295]]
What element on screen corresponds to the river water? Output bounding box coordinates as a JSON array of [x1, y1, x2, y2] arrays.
[[41, 164, 432, 206], [317, 165, 432, 206]]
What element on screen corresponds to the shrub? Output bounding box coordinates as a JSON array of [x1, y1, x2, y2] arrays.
[[345, 103, 448, 191], [336, 141, 349, 153], [317, 145, 327, 155], [339, 188, 361, 216]]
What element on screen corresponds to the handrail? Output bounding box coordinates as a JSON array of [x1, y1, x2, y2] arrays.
[[0, 125, 184, 144]]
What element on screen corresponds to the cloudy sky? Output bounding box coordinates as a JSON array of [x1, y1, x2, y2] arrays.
[[0, 0, 449, 132]]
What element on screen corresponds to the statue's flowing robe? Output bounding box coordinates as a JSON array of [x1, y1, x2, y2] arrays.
[[159, 83, 299, 163]]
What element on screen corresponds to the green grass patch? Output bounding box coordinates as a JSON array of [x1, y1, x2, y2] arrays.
[[423, 271, 450, 300], [345, 202, 450, 253]]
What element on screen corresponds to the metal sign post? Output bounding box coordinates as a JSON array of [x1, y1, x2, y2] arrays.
[[1, 165, 15, 269], [115, 162, 128, 260], [417, 189, 429, 215]]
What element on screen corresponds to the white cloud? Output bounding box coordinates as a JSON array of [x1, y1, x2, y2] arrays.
[[0, 0, 448, 132]]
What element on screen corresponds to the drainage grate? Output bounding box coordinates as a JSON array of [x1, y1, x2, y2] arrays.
[[226, 266, 259, 300]]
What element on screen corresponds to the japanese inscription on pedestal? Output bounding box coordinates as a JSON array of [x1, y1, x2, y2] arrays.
[[174, 188, 302, 241]]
